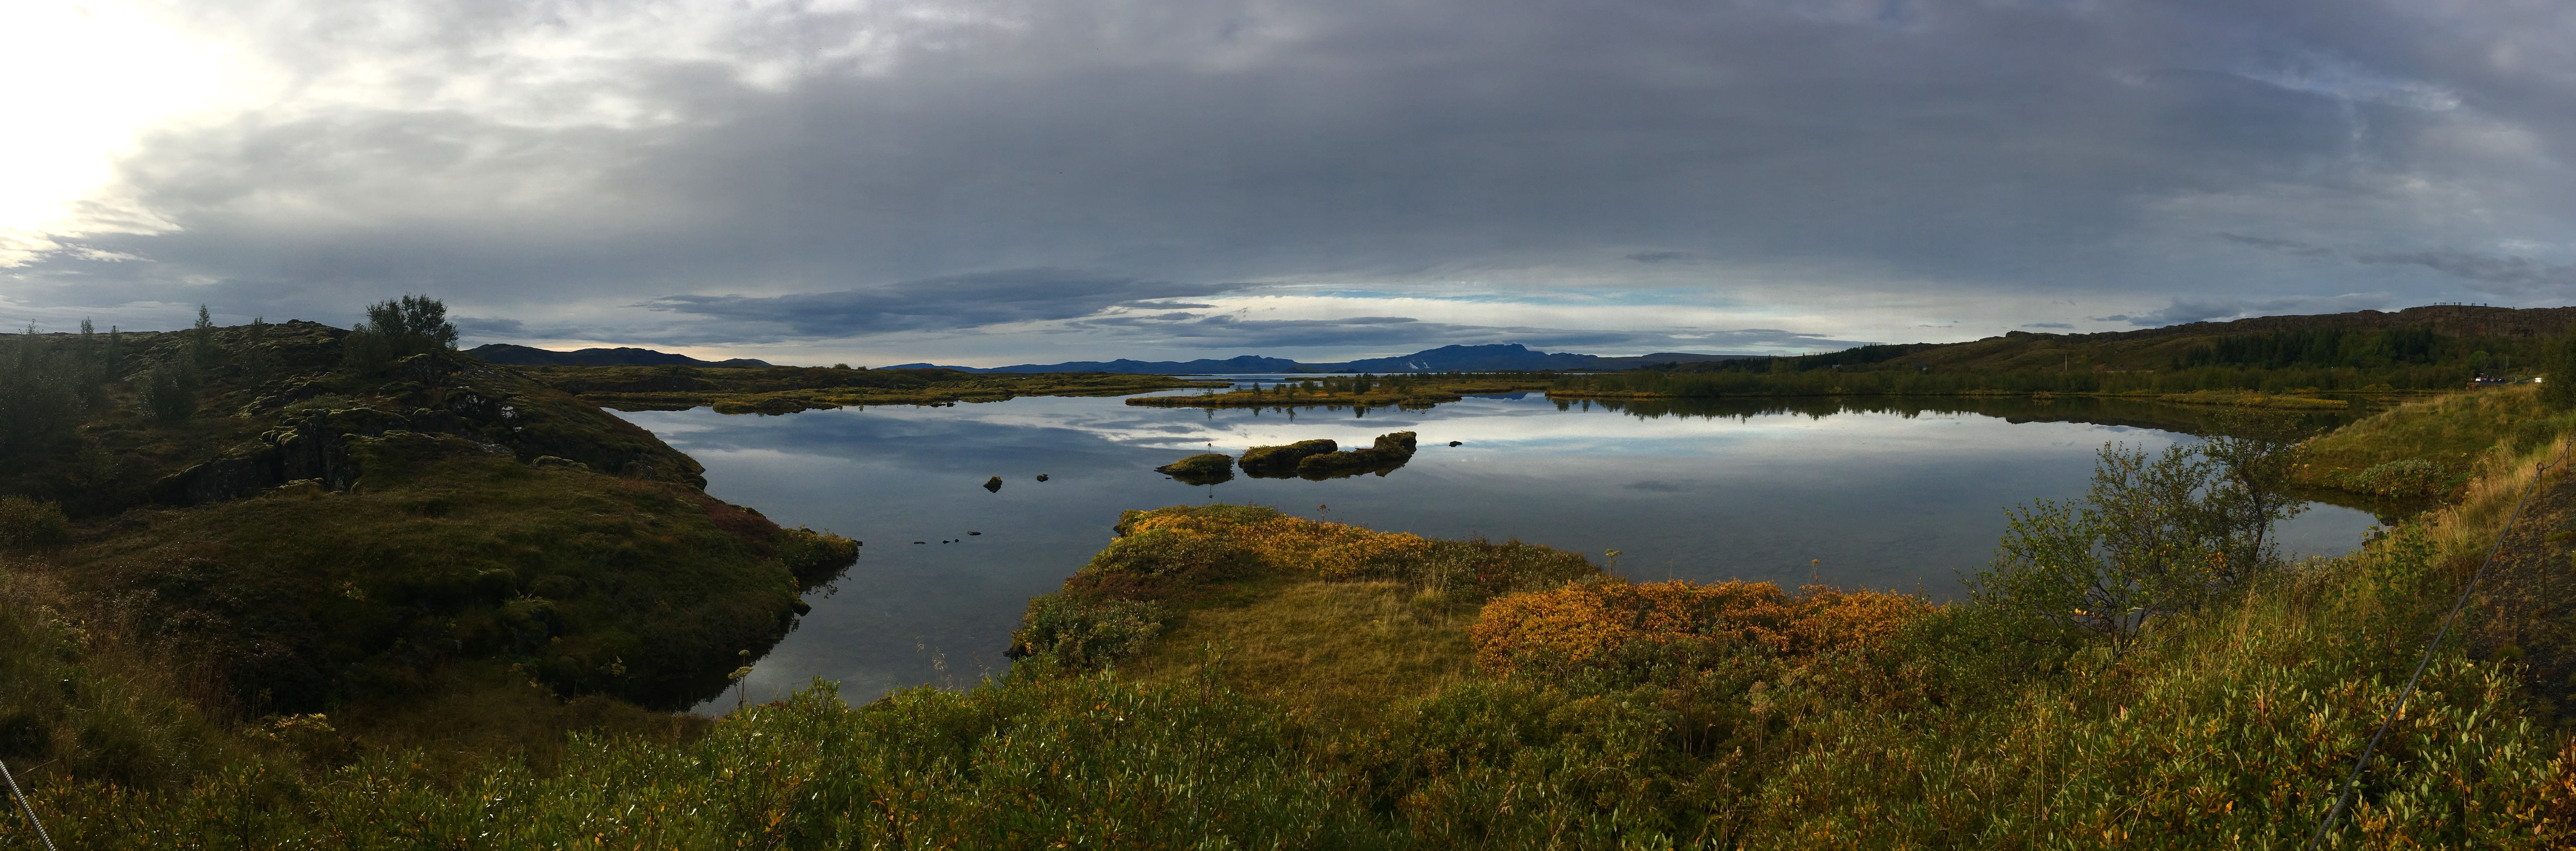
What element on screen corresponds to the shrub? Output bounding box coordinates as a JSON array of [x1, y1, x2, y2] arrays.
[[0, 496, 70, 549], [2335, 457, 2451, 498], [134, 361, 199, 422], [775, 526, 859, 585], [1008, 593, 1168, 669], [1469, 580, 1930, 679], [344, 294, 457, 375]]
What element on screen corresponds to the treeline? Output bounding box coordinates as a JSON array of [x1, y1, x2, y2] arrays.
[[2168, 326, 2482, 370], [1554, 362, 2472, 397], [0, 320, 127, 460], [0, 298, 460, 465]]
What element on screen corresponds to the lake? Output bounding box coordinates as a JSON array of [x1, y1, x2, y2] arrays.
[[616, 388, 2382, 709]]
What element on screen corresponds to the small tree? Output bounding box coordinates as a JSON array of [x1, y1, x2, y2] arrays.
[[136, 361, 199, 423], [191, 304, 218, 364], [1, 325, 84, 459], [2542, 331, 2576, 412], [345, 294, 459, 374], [1973, 436, 2305, 655]]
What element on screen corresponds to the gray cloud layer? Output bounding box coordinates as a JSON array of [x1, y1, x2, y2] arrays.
[[6, 0, 2574, 360]]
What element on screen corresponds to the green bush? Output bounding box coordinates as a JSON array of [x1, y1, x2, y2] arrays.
[[0, 496, 69, 549], [1009, 593, 1167, 669], [2335, 457, 2452, 498], [775, 526, 859, 585]]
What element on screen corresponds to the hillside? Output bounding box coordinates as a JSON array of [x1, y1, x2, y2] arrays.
[[0, 318, 856, 742], [464, 343, 775, 368], [1712, 304, 2574, 376]]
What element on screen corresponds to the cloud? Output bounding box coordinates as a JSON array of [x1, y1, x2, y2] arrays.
[[1065, 310, 1863, 353], [4, 0, 2574, 363], [643, 269, 1242, 340], [2218, 233, 2333, 257], [2355, 251, 2576, 297], [2022, 323, 2074, 329]]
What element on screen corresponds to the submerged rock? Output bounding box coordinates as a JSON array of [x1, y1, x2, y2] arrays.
[[1036, 474, 1050, 481]]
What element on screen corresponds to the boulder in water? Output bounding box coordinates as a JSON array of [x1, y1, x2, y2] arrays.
[[983, 476, 1003, 493]]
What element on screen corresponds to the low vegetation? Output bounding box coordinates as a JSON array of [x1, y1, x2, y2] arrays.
[[2297, 384, 2576, 501]]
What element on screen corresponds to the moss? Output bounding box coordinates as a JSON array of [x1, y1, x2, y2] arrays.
[[1289, 431, 1417, 479], [1238, 439, 1339, 477], [1154, 453, 1236, 485]]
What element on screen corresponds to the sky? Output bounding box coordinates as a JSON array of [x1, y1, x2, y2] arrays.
[[3, 0, 2573, 367]]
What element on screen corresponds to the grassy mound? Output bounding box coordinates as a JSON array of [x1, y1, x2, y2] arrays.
[[2297, 385, 2575, 499]]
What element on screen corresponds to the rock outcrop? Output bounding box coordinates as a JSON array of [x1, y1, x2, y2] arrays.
[[155, 351, 706, 506]]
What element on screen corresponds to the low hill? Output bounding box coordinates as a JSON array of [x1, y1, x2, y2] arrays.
[[466, 343, 773, 368], [1698, 304, 2576, 375]]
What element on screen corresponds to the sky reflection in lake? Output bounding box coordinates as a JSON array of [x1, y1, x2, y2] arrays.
[[621, 393, 2379, 709]]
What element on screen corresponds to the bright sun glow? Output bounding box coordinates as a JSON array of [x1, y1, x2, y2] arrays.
[[0, 2, 237, 265]]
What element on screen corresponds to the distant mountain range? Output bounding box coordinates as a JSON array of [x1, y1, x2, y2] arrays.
[[466, 343, 774, 368], [881, 344, 1753, 374]]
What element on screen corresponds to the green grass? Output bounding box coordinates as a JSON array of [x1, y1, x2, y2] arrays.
[[2297, 385, 2576, 499], [1126, 579, 1481, 726]]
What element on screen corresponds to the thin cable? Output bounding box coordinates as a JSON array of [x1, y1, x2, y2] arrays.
[[0, 758, 58, 851], [2306, 448, 2567, 849]]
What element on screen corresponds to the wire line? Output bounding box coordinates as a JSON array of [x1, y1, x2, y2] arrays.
[[1, 757, 59, 851], [2306, 447, 2567, 849]]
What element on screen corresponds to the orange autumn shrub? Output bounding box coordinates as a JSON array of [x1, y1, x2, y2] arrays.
[[1470, 579, 1931, 677]]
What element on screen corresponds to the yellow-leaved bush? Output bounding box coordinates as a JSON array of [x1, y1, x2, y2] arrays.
[[1469, 579, 1931, 678]]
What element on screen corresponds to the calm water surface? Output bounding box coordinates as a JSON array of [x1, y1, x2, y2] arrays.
[[618, 391, 2380, 709]]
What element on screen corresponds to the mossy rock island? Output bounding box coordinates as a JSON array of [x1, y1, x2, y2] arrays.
[[1237, 439, 1340, 477], [1291, 431, 1418, 479], [1155, 453, 1236, 485]]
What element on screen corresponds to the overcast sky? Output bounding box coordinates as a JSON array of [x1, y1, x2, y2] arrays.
[[4, 0, 2573, 366]]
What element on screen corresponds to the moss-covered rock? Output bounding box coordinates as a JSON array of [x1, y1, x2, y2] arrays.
[[1238, 439, 1338, 477], [1155, 453, 1236, 485], [1289, 431, 1417, 479]]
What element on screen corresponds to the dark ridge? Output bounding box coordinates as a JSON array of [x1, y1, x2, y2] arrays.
[[467, 343, 773, 368]]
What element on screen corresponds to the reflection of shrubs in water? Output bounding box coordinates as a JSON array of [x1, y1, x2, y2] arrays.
[[1237, 439, 1338, 477], [1155, 453, 1236, 485]]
